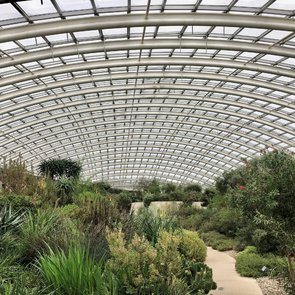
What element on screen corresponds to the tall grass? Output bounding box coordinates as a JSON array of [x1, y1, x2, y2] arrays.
[[135, 207, 178, 245], [38, 243, 117, 295]]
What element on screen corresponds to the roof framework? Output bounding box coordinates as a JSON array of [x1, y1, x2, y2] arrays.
[[0, 0, 295, 188]]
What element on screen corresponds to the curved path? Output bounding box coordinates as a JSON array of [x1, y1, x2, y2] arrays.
[[206, 247, 263, 295]]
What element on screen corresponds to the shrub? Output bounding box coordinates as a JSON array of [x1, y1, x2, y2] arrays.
[[252, 228, 280, 253], [0, 194, 36, 212], [210, 207, 241, 237], [116, 191, 132, 212], [0, 157, 38, 196], [106, 228, 216, 294], [143, 194, 154, 207], [155, 230, 182, 278], [172, 204, 206, 230], [74, 193, 118, 230], [236, 246, 287, 278], [38, 244, 113, 295], [19, 209, 76, 263], [201, 231, 239, 251], [180, 230, 207, 262], [55, 204, 80, 219], [181, 260, 217, 294], [135, 208, 178, 245], [106, 228, 159, 294]]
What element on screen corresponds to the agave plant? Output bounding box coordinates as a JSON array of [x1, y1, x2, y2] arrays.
[[0, 206, 25, 235]]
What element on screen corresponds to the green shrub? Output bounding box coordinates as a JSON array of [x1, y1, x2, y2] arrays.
[[106, 228, 216, 295], [38, 244, 113, 295], [116, 191, 132, 211], [135, 208, 177, 245], [236, 246, 287, 278], [210, 207, 241, 237], [19, 209, 76, 263], [143, 194, 154, 207], [0, 194, 36, 212], [252, 228, 280, 253], [181, 260, 217, 294], [74, 193, 118, 229], [201, 231, 239, 251], [0, 205, 25, 235], [106, 228, 159, 294], [0, 279, 52, 295], [180, 230, 207, 262], [55, 204, 79, 219]]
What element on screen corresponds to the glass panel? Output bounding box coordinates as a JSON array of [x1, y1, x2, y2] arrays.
[[57, 0, 92, 11], [18, 0, 56, 16], [0, 4, 22, 20]]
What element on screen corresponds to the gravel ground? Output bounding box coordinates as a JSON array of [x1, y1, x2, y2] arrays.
[[223, 250, 287, 295], [256, 277, 287, 295]]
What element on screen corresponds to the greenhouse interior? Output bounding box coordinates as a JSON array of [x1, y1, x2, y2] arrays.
[[0, 0, 294, 294]]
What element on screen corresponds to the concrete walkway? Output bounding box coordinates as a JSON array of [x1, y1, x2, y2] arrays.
[[206, 247, 263, 295]]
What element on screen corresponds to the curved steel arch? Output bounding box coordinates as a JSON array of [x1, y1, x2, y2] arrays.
[[2, 106, 292, 148], [2, 39, 295, 69], [78, 157, 220, 183], [3, 71, 295, 104], [2, 57, 295, 89], [89, 169, 210, 186], [3, 117, 269, 153], [52, 152, 224, 180], [13, 127, 258, 160], [1, 93, 293, 138], [25, 138, 244, 171], [2, 84, 293, 124], [0, 13, 294, 43], [1, 2, 295, 188]]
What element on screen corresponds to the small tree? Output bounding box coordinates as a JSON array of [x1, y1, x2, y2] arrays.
[[38, 158, 82, 180]]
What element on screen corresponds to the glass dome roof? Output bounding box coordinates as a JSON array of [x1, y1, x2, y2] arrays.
[[0, 0, 294, 188]]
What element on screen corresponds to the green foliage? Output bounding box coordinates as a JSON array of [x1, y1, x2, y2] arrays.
[[106, 228, 159, 294], [0, 279, 53, 295], [143, 193, 154, 207], [19, 209, 76, 264], [236, 246, 287, 278], [106, 228, 216, 294], [135, 208, 178, 245], [201, 231, 239, 251], [181, 260, 217, 294], [55, 176, 75, 205], [116, 191, 133, 211], [172, 204, 205, 230], [180, 230, 207, 262], [0, 194, 36, 211], [209, 207, 242, 237], [55, 204, 80, 218], [226, 151, 295, 255], [0, 206, 25, 235], [74, 193, 118, 230], [0, 157, 38, 196], [38, 244, 114, 295], [38, 158, 82, 180]]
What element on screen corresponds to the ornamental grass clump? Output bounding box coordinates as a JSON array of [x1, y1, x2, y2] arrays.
[[38, 244, 112, 295]]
